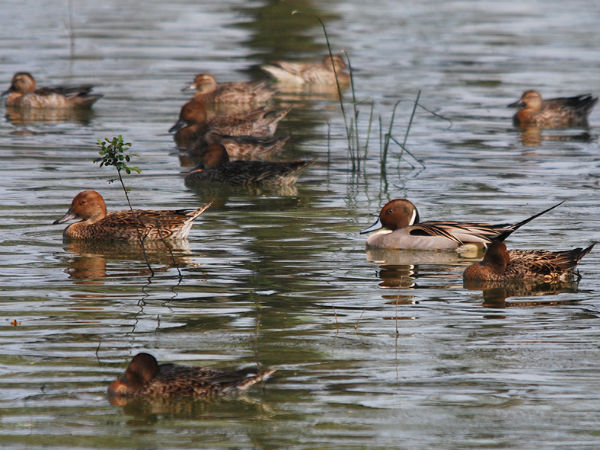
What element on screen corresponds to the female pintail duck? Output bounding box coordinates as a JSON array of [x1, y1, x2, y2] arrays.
[[360, 199, 563, 250], [108, 353, 276, 399], [261, 54, 350, 86], [182, 73, 277, 104], [185, 143, 309, 187], [508, 90, 597, 128], [190, 130, 290, 161], [53, 190, 212, 241], [2, 72, 102, 108], [463, 241, 595, 283], [169, 100, 290, 148]]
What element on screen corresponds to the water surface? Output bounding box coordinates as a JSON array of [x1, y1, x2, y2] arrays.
[[0, 0, 599, 448]]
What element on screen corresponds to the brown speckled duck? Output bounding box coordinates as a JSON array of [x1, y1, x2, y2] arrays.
[[108, 353, 276, 399], [2, 72, 102, 108], [463, 241, 595, 283], [361, 199, 563, 251], [261, 54, 350, 87], [184, 143, 309, 187], [182, 73, 277, 104], [169, 100, 290, 147], [508, 90, 597, 128], [188, 130, 290, 161], [53, 190, 211, 241]]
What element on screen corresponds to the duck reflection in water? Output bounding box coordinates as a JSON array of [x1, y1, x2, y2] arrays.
[[62, 239, 198, 284], [5, 106, 96, 126], [367, 248, 478, 297], [516, 126, 594, 147], [464, 278, 583, 308]]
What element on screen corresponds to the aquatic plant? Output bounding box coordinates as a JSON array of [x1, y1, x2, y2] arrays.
[[93, 135, 155, 277]]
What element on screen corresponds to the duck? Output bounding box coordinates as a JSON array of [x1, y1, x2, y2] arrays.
[[108, 353, 276, 399], [184, 143, 309, 187], [508, 90, 597, 128], [463, 241, 594, 283], [261, 54, 350, 87], [182, 73, 277, 104], [360, 199, 563, 250], [53, 190, 211, 241], [2, 72, 102, 108], [169, 100, 290, 148], [189, 130, 290, 161]]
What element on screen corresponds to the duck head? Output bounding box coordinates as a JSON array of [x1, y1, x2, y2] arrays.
[[360, 199, 420, 234], [108, 353, 159, 396], [53, 190, 107, 225], [169, 100, 208, 133]]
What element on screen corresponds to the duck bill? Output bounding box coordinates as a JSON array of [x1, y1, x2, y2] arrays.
[[1, 88, 12, 97], [507, 100, 524, 108], [180, 83, 197, 92], [360, 217, 383, 235], [169, 118, 186, 133], [53, 209, 77, 224]]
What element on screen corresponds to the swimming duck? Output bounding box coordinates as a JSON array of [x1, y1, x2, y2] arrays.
[[182, 73, 277, 104], [463, 241, 594, 283], [184, 143, 309, 187], [508, 90, 597, 128], [261, 55, 350, 87], [53, 190, 211, 241], [108, 353, 276, 399], [169, 100, 290, 147], [360, 199, 563, 250], [189, 130, 290, 161], [2, 72, 102, 108]]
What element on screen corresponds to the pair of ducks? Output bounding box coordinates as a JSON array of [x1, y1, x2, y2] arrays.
[[361, 199, 594, 284]]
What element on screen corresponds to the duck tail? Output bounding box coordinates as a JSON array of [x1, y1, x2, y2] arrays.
[[493, 200, 564, 242], [233, 369, 277, 392], [573, 242, 596, 264]]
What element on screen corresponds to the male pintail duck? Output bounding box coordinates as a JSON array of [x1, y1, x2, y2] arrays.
[[53, 190, 211, 241], [190, 130, 290, 161], [360, 199, 563, 250], [169, 100, 290, 147], [108, 353, 276, 399], [261, 55, 350, 86], [2, 72, 102, 108], [508, 90, 597, 128], [182, 73, 277, 104], [185, 143, 309, 187], [463, 241, 595, 283]]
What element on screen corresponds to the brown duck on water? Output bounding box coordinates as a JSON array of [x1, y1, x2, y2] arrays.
[[184, 143, 309, 187], [463, 240, 595, 283], [182, 73, 277, 105], [2, 72, 102, 108], [508, 90, 597, 128], [169, 99, 290, 148], [108, 353, 276, 398], [53, 190, 212, 241]]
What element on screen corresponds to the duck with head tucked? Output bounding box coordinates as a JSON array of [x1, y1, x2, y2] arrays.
[[508, 90, 597, 128], [184, 143, 309, 187], [261, 54, 350, 87], [2, 72, 103, 108], [188, 130, 290, 162], [182, 73, 277, 105], [169, 100, 290, 148], [53, 190, 211, 241], [463, 241, 594, 283], [360, 199, 563, 251], [108, 352, 276, 399]]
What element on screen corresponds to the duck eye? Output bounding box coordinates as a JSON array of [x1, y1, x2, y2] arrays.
[[386, 208, 393, 214]]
